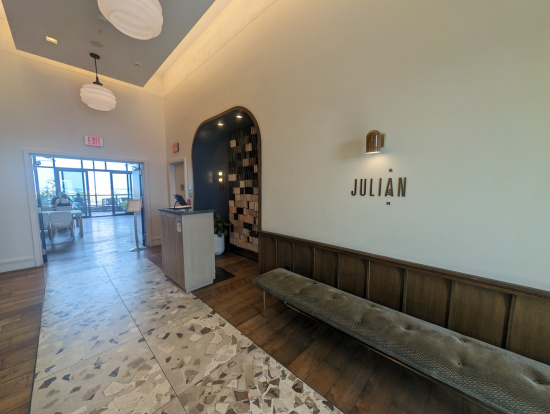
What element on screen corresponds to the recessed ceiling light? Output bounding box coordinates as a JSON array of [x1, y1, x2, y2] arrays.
[[90, 40, 104, 48], [217, 122, 224, 126], [45, 36, 58, 45], [134, 61, 142, 67], [236, 115, 243, 119]]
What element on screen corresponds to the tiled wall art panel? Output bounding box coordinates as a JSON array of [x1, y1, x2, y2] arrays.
[[228, 126, 259, 253]]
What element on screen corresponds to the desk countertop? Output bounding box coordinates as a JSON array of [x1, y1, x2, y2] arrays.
[[158, 208, 214, 216]]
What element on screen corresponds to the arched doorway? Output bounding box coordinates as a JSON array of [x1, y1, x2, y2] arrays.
[[192, 107, 261, 259]]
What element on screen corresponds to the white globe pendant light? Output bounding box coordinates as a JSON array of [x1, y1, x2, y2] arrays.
[[98, 0, 163, 40], [80, 53, 116, 111]]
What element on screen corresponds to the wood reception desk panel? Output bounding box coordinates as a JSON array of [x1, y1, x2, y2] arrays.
[[159, 209, 215, 292]]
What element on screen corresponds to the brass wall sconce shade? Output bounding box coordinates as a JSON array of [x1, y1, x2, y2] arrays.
[[366, 130, 384, 154]]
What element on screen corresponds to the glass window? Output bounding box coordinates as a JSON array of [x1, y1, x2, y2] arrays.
[[94, 161, 106, 170], [35, 156, 53, 167], [54, 157, 82, 168], [112, 173, 130, 214], [37, 167, 56, 206], [82, 160, 94, 169], [106, 162, 127, 171], [112, 174, 130, 196], [94, 171, 113, 214], [87, 171, 97, 210]]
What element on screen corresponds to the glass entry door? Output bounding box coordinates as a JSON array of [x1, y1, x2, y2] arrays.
[[32, 157, 49, 263], [131, 165, 146, 246], [56, 169, 89, 216], [112, 173, 131, 215]]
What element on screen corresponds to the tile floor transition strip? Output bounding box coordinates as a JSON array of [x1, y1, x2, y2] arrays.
[[34, 302, 141, 381], [104, 258, 168, 284], [113, 276, 176, 303], [152, 396, 186, 414]]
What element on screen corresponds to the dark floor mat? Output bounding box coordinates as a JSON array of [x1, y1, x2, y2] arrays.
[[214, 267, 235, 284]]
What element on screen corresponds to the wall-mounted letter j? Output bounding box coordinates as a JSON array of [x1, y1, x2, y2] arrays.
[[351, 179, 357, 196]]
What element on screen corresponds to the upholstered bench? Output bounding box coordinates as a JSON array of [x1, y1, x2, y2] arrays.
[[253, 268, 550, 414]]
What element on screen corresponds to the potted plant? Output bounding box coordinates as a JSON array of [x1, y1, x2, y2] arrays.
[[214, 214, 230, 255]]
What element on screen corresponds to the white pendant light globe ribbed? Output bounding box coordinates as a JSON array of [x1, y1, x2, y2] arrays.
[[81, 53, 116, 111], [98, 0, 163, 40], [80, 84, 116, 111]]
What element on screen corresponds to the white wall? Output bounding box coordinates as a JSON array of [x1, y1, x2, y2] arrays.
[[164, 0, 550, 290], [0, 51, 168, 272]]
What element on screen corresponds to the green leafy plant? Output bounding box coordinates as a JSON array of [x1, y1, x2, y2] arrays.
[[39, 178, 56, 205], [214, 214, 231, 237]]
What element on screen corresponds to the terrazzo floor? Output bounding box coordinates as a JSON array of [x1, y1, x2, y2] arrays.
[[31, 258, 340, 414]]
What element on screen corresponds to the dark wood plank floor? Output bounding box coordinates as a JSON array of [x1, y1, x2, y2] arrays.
[[195, 252, 492, 414], [0, 216, 491, 413], [0, 267, 46, 414]]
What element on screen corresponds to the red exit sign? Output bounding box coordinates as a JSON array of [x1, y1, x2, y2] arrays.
[[84, 136, 103, 147]]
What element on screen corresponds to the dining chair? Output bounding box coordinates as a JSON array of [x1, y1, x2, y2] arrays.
[[56, 206, 73, 211], [49, 211, 74, 241]]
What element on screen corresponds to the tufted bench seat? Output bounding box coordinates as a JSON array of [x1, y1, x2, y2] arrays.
[[253, 268, 550, 414]]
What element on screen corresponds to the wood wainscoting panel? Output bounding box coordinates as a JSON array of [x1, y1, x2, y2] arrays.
[[276, 238, 293, 271], [259, 233, 277, 274], [314, 249, 339, 286], [338, 255, 368, 298], [294, 243, 314, 278], [404, 271, 452, 327], [368, 262, 404, 311], [258, 230, 550, 356], [507, 295, 550, 364], [448, 282, 512, 347]]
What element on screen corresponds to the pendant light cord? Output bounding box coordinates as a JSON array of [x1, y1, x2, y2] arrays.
[[93, 56, 102, 86]]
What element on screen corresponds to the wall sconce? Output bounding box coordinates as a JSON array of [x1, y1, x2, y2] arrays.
[[366, 130, 385, 154], [218, 170, 224, 190]]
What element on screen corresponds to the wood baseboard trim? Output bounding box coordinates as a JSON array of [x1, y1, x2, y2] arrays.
[[0, 256, 36, 274]]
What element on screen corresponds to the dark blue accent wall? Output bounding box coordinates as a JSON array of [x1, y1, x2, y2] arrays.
[[192, 111, 253, 222]]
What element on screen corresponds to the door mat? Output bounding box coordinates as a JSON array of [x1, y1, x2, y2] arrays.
[[214, 267, 235, 284]]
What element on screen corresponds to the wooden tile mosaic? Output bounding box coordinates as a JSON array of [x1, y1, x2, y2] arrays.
[[228, 126, 259, 253]]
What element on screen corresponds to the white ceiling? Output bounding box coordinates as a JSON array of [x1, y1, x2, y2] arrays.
[[2, 0, 215, 87]]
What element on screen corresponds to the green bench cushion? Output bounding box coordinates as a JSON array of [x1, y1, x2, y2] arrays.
[[253, 268, 550, 414]]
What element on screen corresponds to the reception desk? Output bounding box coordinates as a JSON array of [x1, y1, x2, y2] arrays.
[[159, 208, 215, 292]]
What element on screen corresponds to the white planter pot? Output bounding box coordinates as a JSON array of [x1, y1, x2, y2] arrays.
[[214, 234, 225, 256]]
